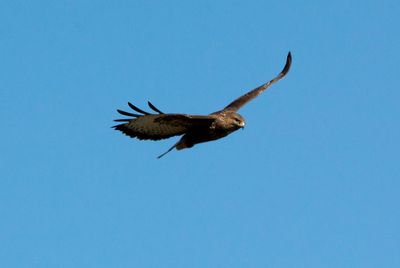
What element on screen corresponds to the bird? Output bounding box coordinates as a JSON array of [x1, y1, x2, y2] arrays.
[[113, 52, 292, 158]]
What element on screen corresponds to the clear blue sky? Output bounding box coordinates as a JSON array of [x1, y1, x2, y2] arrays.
[[1, 0, 399, 267]]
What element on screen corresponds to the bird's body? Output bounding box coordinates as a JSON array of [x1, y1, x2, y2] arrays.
[[176, 110, 245, 149], [113, 52, 292, 158]]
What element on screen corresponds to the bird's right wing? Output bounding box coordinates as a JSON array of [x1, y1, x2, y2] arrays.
[[223, 52, 292, 112], [113, 102, 215, 140]]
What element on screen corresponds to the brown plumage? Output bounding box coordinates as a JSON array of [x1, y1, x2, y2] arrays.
[[113, 52, 292, 158]]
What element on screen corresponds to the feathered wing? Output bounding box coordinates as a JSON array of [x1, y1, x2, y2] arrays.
[[223, 52, 292, 112], [113, 101, 215, 141]]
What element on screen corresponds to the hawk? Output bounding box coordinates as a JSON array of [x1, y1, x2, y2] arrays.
[[113, 52, 292, 158]]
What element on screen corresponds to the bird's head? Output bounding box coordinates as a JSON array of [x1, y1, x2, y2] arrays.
[[226, 112, 245, 130]]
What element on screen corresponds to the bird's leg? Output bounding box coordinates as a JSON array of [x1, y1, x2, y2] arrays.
[[157, 143, 177, 159]]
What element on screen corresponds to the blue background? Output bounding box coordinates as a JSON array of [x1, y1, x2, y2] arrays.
[[1, 0, 399, 267]]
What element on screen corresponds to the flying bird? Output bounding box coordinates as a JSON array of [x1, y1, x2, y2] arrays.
[[113, 52, 292, 158]]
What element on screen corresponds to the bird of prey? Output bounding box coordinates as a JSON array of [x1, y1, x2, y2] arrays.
[[113, 52, 292, 158]]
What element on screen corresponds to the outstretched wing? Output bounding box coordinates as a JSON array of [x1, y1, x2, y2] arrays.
[[113, 101, 215, 140], [223, 52, 292, 112]]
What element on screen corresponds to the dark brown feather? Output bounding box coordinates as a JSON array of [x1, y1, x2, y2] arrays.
[[117, 109, 141, 117], [128, 102, 150, 115], [148, 101, 164, 114]]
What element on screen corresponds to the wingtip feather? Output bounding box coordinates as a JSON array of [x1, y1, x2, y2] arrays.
[[117, 109, 141, 117], [281, 52, 292, 76], [128, 102, 150, 115], [148, 101, 164, 114]]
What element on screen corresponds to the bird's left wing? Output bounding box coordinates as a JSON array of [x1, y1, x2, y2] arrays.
[[113, 101, 215, 141]]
